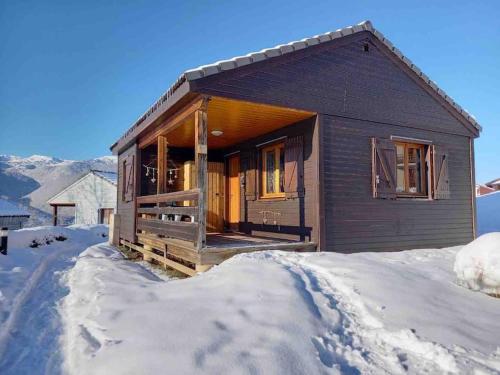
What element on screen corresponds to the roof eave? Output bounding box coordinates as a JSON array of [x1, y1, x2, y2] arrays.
[[111, 20, 481, 152]]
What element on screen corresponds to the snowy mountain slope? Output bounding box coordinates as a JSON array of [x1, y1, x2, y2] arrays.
[[0, 155, 116, 225]]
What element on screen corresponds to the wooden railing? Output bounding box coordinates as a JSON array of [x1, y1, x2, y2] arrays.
[[136, 189, 200, 244]]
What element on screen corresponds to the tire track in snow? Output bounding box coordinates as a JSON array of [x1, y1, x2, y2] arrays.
[[0, 243, 85, 373]]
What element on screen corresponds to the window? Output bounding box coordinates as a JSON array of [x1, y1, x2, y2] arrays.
[[395, 142, 427, 196], [372, 137, 449, 200], [260, 142, 285, 198]]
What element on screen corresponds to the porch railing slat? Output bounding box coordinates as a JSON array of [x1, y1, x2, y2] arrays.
[[136, 188, 200, 204], [137, 218, 198, 242], [137, 206, 198, 218]]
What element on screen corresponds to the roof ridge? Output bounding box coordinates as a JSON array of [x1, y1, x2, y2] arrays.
[[116, 20, 480, 148], [91, 169, 117, 174]]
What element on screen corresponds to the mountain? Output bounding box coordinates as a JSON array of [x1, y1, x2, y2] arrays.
[[0, 154, 117, 226]]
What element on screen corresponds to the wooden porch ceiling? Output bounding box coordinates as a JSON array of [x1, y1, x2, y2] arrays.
[[163, 96, 314, 149]]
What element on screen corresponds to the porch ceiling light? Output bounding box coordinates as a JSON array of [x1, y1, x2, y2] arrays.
[[211, 129, 224, 137]]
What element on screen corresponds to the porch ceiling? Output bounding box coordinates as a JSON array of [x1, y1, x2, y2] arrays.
[[164, 96, 315, 149]]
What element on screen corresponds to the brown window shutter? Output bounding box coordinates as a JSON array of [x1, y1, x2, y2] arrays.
[[432, 145, 450, 199], [243, 151, 257, 201], [121, 159, 127, 202], [372, 138, 397, 199], [124, 155, 135, 202], [284, 135, 304, 198], [425, 146, 433, 199]]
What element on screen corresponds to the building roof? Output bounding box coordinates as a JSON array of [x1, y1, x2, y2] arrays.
[[476, 184, 496, 196], [485, 178, 500, 187], [0, 198, 30, 217], [112, 20, 481, 152], [92, 170, 117, 185], [48, 170, 117, 204]]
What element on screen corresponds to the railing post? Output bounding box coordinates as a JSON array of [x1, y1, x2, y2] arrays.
[[194, 98, 209, 251], [52, 205, 58, 226], [157, 135, 168, 194]]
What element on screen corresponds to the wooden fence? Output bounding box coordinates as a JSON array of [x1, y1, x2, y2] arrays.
[[136, 189, 201, 245]]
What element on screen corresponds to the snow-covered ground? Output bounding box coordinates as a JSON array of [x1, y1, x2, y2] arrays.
[[0, 225, 109, 374], [1, 226, 499, 374], [59, 243, 500, 375]]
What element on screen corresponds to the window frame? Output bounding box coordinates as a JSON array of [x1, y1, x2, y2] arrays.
[[260, 141, 285, 199], [394, 141, 428, 198]]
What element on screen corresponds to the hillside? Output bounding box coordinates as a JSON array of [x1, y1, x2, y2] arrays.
[[0, 155, 117, 226]]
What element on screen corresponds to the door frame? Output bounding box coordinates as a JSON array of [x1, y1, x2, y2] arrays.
[[225, 152, 241, 231]]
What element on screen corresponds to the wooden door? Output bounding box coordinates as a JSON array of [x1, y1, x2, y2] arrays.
[[98, 208, 114, 225], [207, 162, 224, 232], [227, 155, 240, 230]]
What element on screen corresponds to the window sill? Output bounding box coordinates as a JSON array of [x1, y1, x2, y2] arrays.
[[258, 196, 287, 201], [396, 195, 432, 201]]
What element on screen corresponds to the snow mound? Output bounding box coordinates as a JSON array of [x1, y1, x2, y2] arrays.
[[59, 245, 500, 374], [454, 232, 500, 295]]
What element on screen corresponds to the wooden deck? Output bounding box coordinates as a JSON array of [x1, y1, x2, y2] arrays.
[[120, 232, 316, 276]]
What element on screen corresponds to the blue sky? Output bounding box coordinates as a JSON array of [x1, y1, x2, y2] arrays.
[[0, 0, 498, 182]]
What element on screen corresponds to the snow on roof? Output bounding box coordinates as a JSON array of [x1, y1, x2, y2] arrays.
[[114, 20, 481, 149], [48, 170, 117, 203], [92, 170, 117, 185], [0, 198, 30, 217], [486, 178, 500, 186]]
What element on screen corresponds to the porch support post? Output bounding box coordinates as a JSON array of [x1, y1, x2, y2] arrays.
[[157, 135, 168, 194], [52, 205, 58, 226], [194, 98, 209, 251]]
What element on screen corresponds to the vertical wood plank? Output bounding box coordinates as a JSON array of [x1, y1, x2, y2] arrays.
[[157, 135, 167, 194], [469, 138, 477, 239], [195, 103, 208, 250]]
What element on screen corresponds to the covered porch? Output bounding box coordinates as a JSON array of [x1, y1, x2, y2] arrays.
[[121, 95, 317, 275]]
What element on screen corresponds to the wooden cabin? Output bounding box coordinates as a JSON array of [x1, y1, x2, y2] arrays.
[[110, 21, 481, 275]]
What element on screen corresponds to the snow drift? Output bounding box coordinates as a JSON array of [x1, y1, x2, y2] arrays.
[[454, 232, 500, 296], [59, 244, 500, 375]]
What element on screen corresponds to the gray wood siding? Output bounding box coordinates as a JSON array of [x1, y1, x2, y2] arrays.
[[190, 32, 476, 252], [320, 114, 474, 252], [191, 32, 475, 138], [227, 118, 317, 243], [117, 143, 138, 242]]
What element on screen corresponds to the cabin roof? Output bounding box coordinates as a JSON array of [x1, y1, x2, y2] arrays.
[[111, 20, 481, 153], [0, 198, 30, 217]]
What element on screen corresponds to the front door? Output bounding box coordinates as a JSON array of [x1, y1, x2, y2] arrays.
[[227, 155, 240, 230], [207, 162, 224, 232]]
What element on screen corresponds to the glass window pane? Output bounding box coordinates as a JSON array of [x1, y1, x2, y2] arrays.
[[408, 147, 422, 193], [279, 148, 285, 193], [266, 150, 275, 193], [396, 144, 405, 193]]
